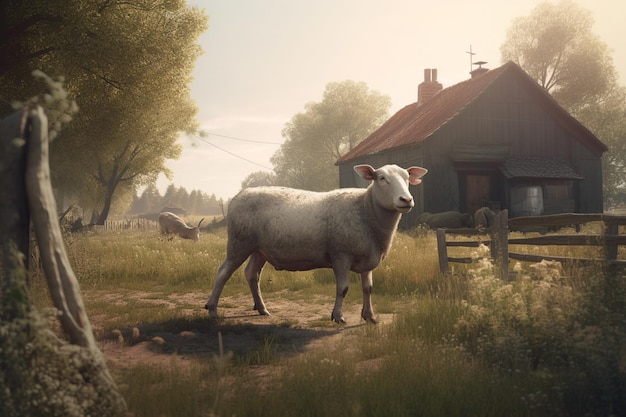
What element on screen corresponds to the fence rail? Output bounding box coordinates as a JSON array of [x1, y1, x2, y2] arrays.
[[437, 210, 626, 278], [99, 218, 158, 231]]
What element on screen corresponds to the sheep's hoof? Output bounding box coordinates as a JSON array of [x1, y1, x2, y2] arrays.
[[204, 303, 219, 318], [362, 316, 377, 324], [331, 313, 346, 324], [361, 309, 378, 324], [253, 304, 270, 316]]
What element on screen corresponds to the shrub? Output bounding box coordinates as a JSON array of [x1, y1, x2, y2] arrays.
[[455, 254, 626, 416]]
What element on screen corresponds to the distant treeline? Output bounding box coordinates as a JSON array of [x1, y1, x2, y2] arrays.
[[128, 184, 225, 216]]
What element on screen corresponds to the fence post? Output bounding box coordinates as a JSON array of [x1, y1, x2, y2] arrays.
[[604, 219, 618, 262], [489, 209, 509, 279], [436, 228, 449, 274]]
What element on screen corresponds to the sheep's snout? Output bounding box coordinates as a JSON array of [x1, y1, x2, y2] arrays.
[[395, 195, 414, 212]]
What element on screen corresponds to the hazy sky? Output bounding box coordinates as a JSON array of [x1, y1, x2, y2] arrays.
[[157, 0, 626, 200]]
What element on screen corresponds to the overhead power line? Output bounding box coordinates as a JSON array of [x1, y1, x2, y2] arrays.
[[193, 134, 274, 171], [200, 131, 283, 145]]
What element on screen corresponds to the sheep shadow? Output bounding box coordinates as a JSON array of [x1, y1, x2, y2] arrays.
[[103, 315, 345, 362]]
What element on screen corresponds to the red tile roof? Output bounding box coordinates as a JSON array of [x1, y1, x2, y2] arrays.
[[337, 61, 607, 163]]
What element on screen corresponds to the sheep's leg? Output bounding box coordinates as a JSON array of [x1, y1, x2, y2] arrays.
[[360, 271, 377, 323], [205, 255, 248, 318], [331, 262, 351, 323], [245, 252, 270, 316]]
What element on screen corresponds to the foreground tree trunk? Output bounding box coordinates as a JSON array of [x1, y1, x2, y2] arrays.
[[0, 107, 127, 417]]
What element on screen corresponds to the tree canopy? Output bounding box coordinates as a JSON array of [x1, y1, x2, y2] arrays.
[[271, 80, 391, 191], [128, 184, 224, 217], [500, 0, 617, 114], [241, 170, 276, 189], [0, 0, 208, 223], [501, 0, 626, 203]]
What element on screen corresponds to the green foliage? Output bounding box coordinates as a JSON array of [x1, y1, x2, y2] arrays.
[[500, 0, 626, 203], [0, 0, 208, 223], [272, 80, 391, 191], [129, 183, 224, 216], [500, 0, 616, 113], [0, 306, 126, 417], [240, 170, 277, 189], [578, 87, 626, 204], [455, 258, 626, 416]]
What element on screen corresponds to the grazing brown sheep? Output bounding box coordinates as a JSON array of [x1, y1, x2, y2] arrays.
[[158, 212, 204, 241]]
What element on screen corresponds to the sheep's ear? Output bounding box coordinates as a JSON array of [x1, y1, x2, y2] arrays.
[[353, 164, 376, 180], [407, 166, 428, 185]]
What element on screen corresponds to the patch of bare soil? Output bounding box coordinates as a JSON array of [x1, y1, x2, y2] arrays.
[[98, 292, 395, 370]]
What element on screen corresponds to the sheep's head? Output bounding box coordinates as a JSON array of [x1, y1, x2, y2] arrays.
[[354, 164, 427, 213], [191, 218, 205, 242]]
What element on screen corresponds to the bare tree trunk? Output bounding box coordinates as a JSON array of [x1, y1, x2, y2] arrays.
[[97, 188, 114, 225], [0, 106, 128, 416], [25, 106, 101, 347]]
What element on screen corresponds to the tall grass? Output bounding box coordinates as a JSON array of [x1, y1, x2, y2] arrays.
[[62, 228, 228, 290], [34, 226, 626, 417]]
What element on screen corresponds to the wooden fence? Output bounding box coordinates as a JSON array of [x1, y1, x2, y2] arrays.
[[437, 210, 626, 278], [100, 218, 158, 231]]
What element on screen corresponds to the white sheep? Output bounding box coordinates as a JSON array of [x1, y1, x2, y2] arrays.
[[204, 164, 428, 323], [158, 212, 204, 242]]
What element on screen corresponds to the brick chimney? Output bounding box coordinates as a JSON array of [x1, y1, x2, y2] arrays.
[[417, 68, 442, 105]]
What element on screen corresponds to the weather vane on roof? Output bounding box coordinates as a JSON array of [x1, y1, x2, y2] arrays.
[[465, 45, 476, 74]]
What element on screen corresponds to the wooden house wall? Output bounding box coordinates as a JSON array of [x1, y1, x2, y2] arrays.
[[338, 70, 605, 228], [448, 76, 574, 158]]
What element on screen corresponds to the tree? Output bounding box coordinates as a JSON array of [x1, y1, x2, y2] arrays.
[[272, 80, 390, 191], [501, 0, 626, 203], [500, 0, 617, 114], [0, 0, 208, 223], [577, 87, 626, 203], [241, 170, 276, 189]]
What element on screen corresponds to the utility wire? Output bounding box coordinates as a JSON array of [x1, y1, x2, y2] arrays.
[[201, 131, 282, 145], [186, 131, 332, 173], [193, 134, 274, 170]]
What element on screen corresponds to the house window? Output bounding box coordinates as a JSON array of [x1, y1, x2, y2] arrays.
[[510, 184, 544, 217]]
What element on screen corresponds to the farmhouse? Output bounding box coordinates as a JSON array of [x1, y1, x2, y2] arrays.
[[337, 61, 608, 229]]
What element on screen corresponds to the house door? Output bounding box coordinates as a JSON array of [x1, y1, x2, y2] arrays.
[[466, 174, 490, 216]]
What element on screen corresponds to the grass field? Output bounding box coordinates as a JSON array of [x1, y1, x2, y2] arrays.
[[31, 226, 626, 417]]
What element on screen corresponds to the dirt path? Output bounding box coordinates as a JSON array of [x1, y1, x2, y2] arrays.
[[98, 292, 395, 369]]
